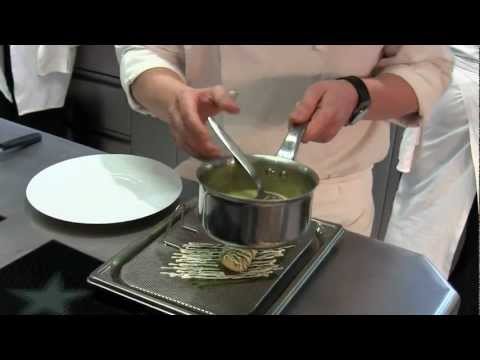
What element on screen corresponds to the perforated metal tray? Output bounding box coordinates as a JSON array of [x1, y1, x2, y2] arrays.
[[87, 198, 344, 315]]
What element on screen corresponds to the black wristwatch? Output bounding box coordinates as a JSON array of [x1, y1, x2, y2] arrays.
[[337, 76, 371, 126]]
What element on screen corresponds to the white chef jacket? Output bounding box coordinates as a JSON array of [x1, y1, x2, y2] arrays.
[[0, 45, 77, 116], [116, 45, 452, 179], [386, 45, 479, 277], [115, 45, 453, 235]]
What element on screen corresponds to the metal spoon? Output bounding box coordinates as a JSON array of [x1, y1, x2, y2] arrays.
[[207, 90, 268, 199]]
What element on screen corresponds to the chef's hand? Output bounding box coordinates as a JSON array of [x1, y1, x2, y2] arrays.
[[289, 79, 359, 143], [166, 85, 240, 160]]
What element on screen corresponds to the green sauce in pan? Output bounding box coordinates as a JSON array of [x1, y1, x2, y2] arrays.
[[226, 189, 287, 201], [199, 157, 318, 201]]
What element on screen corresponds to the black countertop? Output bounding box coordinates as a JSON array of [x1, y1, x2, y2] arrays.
[[0, 118, 459, 314]]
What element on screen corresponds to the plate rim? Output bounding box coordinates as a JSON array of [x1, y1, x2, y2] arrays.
[[25, 154, 183, 225]]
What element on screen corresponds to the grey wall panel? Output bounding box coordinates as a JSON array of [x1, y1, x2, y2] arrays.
[[371, 124, 399, 239], [176, 148, 190, 166], [377, 126, 404, 240], [68, 77, 131, 137], [84, 133, 131, 154], [130, 112, 177, 168], [75, 45, 119, 77]]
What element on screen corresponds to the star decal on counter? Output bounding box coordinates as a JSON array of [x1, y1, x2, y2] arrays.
[[7, 273, 90, 315]]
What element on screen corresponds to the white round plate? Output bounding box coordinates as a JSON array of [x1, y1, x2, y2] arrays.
[[26, 154, 183, 224]]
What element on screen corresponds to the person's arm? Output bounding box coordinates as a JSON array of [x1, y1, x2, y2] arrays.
[[115, 45, 239, 159], [372, 45, 454, 126], [115, 45, 187, 120], [359, 73, 419, 121], [290, 45, 454, 143], [130, 67, 188, 121]]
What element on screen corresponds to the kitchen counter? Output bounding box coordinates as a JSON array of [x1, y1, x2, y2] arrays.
[[0, 118, 460, 314]]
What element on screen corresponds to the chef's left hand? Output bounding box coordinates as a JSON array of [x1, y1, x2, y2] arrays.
[[289, 79, 360, 143]]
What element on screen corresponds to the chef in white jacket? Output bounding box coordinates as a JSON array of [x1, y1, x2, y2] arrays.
[[0, 45, 78, 135], [115, 45, 453, 236], [385, 45, 479, 278]]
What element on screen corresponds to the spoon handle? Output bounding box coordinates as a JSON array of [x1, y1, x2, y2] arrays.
[[207, 116, 261, 190]]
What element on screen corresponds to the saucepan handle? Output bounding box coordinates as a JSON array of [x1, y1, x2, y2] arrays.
[[276, 123, 307, 161]]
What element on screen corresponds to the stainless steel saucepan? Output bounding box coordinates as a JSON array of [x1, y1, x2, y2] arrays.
[[197, 123, 319, 249]]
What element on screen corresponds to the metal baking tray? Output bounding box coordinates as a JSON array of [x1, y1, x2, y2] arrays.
[[87, 198, 344, 315]]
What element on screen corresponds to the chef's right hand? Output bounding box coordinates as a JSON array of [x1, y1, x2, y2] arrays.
[[167, 85, 240, 160]]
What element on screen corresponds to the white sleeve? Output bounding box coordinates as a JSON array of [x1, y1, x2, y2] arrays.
[[115, 45, 186, 114], [374, 45, 454, 127]]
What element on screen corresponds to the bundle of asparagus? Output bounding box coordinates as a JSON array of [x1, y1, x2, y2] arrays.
[[160, 242, 291, 280]]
